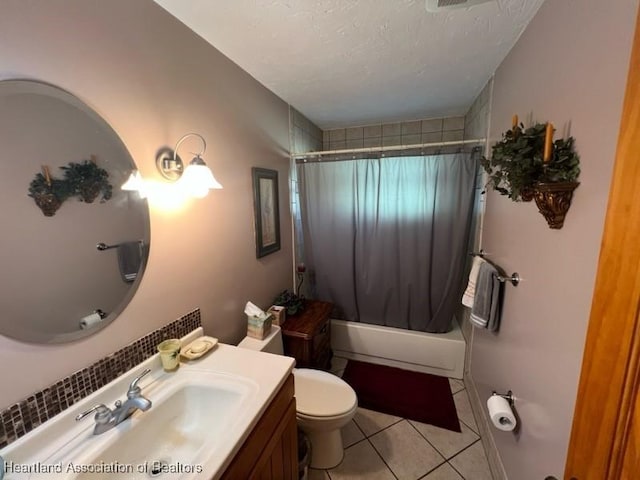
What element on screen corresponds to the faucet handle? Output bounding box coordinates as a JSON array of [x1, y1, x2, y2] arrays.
[[75, 404, 112, 423], [127, 368, 151, 397]]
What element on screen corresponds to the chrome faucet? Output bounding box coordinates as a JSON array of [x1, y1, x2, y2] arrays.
[[75, 368, 152, 435]]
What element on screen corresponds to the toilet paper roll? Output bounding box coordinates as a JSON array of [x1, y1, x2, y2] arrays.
[[79, 312, 104, 330], [487, 395, 517, 432]]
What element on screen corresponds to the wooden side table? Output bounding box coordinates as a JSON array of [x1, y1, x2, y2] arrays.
[[281, 299, 333, 370]]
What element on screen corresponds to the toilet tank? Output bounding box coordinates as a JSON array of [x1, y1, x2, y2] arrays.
[[237, 324, 284, 355]]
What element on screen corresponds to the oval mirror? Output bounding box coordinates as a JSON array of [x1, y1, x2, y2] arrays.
[[0, 80, 150, 343]]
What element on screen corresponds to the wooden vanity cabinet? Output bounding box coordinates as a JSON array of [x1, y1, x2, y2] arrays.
[[220, 374, 298, 480]]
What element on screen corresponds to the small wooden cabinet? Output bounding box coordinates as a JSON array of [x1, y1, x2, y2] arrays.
[[220, 374, 297, 479], [281, 300, 333, 370]]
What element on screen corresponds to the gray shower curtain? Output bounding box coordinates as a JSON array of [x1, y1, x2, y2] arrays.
[[297, 153, 477, 333]]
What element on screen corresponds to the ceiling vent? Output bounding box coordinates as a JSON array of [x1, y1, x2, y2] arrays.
[[425, 0, 495, 12]]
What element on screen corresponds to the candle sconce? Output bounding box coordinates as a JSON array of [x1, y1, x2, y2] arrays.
[[481, 115, 581, 229], [533, 132, 581, 229], [27, 165, 71, 217], [533, 181, 580, 229]]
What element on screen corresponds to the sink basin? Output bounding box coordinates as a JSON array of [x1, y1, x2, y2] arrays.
[[0, 333, 294, 480], [79, 383, 244, 478], [34, 372, 257, 480], [85, 375, 253, 479]]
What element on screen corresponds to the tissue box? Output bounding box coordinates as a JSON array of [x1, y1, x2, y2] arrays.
[[247, 313, 273, 340], [267, 305, 286, 326]]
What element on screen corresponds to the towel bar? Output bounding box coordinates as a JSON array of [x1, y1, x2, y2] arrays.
[[96, 240, 142, 251], [96, 242, 118, 251], [494, 272, 520, 286], [469, 251, 520, 287]]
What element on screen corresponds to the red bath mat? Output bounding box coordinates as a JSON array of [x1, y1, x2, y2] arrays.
[[341, 359, 461, 432]]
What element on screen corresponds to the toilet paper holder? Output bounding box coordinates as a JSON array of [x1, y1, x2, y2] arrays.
[[491, 390, 514, 406]]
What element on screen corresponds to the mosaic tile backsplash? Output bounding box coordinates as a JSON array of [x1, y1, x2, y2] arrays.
[[0, 309, 201, 449]]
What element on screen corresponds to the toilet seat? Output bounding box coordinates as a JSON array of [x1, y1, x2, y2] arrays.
[[293, 368, 357, 418]]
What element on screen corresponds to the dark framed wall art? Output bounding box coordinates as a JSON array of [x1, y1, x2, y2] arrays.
[[252, 167, 281, 258]]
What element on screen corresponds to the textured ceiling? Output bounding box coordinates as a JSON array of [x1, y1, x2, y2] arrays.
[[154, 0, 545, 128]]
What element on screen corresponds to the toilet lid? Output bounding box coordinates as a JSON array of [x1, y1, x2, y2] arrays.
[[294, 368, 357, 417]]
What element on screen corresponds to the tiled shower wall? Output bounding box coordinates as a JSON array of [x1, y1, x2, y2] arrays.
[[289, 107, 322, 284], [464, 80, 493, 141], [459, 78, 494, 350], [322, 116, 466, 151], [290, 107, 322, 153], [459, 77, 506, 480], [0, 309, 201, 449]]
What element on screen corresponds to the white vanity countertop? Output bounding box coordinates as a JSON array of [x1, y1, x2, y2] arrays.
[[0, 328, 295, 480]]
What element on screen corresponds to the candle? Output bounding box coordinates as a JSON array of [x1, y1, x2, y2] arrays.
[[42, 165, 52, 186], [512, 114, 518, 129], [543, 122, 554, 163]]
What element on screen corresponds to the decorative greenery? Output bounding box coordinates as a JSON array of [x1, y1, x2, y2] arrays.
[[61, 159, 113, 203], [480, 123, 544, 201], [27, 171, 75, 217], [481, 122, 580, 201], [27, 173, 73, 202], [539, 137, 581, 183], [273, 289, 305, 316]]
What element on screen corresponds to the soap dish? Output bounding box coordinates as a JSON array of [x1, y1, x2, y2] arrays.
[[181, 336, 218, 360]]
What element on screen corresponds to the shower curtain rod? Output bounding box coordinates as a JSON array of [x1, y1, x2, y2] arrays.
[[292, 138, 486, 160]]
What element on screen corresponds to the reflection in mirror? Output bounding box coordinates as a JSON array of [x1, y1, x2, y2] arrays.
[[0, 80, 150, 344]]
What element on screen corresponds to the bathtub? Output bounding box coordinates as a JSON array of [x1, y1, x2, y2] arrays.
[[331, 319, 465, 379]]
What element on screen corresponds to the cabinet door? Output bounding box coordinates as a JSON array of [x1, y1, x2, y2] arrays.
[[220, 375, 297, 480], [253, 403, 298, 480]]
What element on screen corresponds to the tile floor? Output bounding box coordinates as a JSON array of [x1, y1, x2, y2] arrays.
[[307, 357, 493, 480]]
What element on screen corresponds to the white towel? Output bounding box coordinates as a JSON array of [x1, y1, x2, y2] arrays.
[[462, 256, 486, 308]]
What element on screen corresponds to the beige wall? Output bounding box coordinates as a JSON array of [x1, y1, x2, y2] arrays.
[[0, 0, 292, 408], [471, 1, 639, 478]]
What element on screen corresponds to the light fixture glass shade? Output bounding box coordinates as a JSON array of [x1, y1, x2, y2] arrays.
[[121, 170, 147, 198], [179, 158, 223, 198]]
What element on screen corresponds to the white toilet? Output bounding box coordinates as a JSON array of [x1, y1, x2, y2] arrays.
[[238, 325, 358, 469]]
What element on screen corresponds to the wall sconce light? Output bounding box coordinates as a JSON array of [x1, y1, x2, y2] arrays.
[[156, 133, 222, 198], [121, 133, 222, 198]]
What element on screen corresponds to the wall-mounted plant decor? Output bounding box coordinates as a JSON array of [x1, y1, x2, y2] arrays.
[[27, 157, 113, 216], [481, 117, 580, 229], [61, 156, 113, 203], [481, 121, 546, 202], [533, 131, 581, 229], [27, 166, 73, 217]]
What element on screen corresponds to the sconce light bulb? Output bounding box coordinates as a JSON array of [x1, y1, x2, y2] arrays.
[[180, 160, 222, 198], [121, 170, 147, 198]]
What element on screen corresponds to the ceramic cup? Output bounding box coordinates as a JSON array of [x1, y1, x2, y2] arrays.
[[157, 338, 181, 371]]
